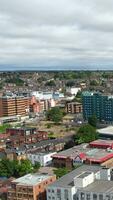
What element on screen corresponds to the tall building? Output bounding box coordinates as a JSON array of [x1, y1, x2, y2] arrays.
[[0, 96, 30, 117], [82, 91, 113, 122], [8, 173, 56, 200]]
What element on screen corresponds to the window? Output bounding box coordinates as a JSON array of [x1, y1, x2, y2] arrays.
[[52, 190, 54, 193], [64, 189, 68, 200], [57, 189, 61, 198], [93, 194, 97, 200], [86, 194, 90, 200], [99, 194, 103, 200]]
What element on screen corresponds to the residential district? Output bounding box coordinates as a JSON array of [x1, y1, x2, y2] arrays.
[[1, 71, 113, 200]]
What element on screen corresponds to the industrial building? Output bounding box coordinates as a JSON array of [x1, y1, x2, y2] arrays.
[[52, 143, 113, 168]]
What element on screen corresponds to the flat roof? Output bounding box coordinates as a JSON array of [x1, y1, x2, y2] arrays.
[[90, 139, 113, 146], [48, 165, 101, 188], [52, 144, 113, 163], [12, 173, 53, 186], [52, 144, 88, 159], [98, 126, 113, 135], [77, 171, 92, 179], [80, 180, 113, 193]]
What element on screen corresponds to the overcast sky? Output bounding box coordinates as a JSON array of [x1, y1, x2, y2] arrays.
[[0, 0, 113, 70]]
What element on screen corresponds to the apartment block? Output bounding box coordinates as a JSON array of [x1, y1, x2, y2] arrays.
[[8, 173, 56, 200], [0, 96, 30, 117], [82, 91, 113, 122], [66, 102, 83, 114], [47, 165, 113, 200]]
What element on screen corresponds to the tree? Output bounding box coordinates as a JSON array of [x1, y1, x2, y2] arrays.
[[53, 168, 70, 178], [0, 159, 35, 178], [18, 159, 33, 177], [45, 80, 56, 87], [33, 162, 41, 172], [74, 124, 98, 144], [66, 81, 75, 87], [46, 107, 63, 123], [88, 115, 97, 127]]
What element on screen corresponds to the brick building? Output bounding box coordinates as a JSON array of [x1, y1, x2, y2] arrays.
[[66, 102, 83, 114], [0, 96, 30, 117], [8, 173, 56, 200], [6, 127, 48, 148]]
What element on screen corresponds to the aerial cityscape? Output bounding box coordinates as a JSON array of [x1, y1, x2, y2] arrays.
[[1, 0, 113, 200], [0, 71, 113, 200]]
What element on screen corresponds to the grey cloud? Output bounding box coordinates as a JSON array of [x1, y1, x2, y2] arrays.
[[0, 0, 113, 70]]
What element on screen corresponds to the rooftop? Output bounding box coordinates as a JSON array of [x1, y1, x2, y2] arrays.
[[98, 126, 113, 135], [77, 171, 92, 179], [52, 144, 88, 159], [81, 180, 113, 193], [12, 173, 53, 186], [48, 165, 101, 188], [52, 144, 113, 163], [90, 139, 113, 146]]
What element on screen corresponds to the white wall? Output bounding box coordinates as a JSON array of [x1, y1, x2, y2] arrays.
[[47, 186, 76, 200], [66, 87, 81, 95], [27, 152, 56, 166]]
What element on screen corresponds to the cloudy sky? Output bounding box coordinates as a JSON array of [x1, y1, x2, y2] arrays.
[[0, 0, 113, 70]]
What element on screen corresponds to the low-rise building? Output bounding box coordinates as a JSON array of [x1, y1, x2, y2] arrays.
[[66, 87, 81, 95], [47, 165, 113, 200], [66, 102, 83, 114], [8, 173, 56, 200], [6, 127, 48, 148], [27, 152, 56, 166], [52, 143, 113, 169]]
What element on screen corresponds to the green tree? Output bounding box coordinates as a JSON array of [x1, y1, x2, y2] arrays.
[[88, 115, 97, 127], [18, 159, 33, 177], [33, 162, 41, 172], [53, 168, 70, 178], [66, 80, 75, 87], [46, 107, 63, 123], [74, 124, 98, 144], [0, 159, 34, 178], [45, 80, 56, 87]]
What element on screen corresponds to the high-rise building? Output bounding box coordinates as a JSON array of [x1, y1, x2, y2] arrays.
[[82, 91, 113, 122], [0, 96, 30, 117]]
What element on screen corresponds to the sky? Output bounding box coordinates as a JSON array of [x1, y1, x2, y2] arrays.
[[0, 0, 113, 70]]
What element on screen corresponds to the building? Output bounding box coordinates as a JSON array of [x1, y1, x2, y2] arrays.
[[30, 96, 56, 113], [27, 152, 56, 166], [8, 173, 56, 200], [82, 91, 113, 122], [52, 143, 113, 168], [97, 126, 113, 139], [47, 165, 113, 200], [0, 95, 30, 117], [6, 127, 48, 148], [66, 87, 81, 95], [89, 139, 113, 149], [66, 102, 82, 114], [26, 139, 65, 153], [31, 91, 64, 100]]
